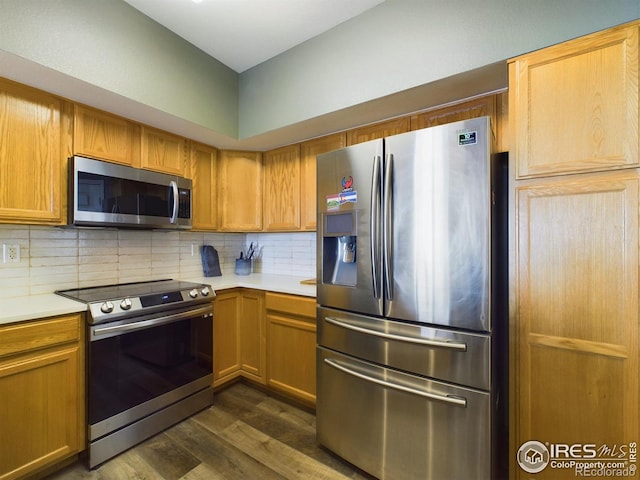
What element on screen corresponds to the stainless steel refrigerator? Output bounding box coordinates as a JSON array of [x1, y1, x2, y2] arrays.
[[316, 116, 508, 480]]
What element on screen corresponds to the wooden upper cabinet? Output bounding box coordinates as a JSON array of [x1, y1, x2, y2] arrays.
[[346, 117, 410, 146], [218, 150, 263, 231], [73, 104, 140, 167], [410, 95, 497, 131], [141, 126, 187, 176], [410, 93, 507, 152], [263, 144, 301, 231], [189, 141, 218, 231], [515, 170, 639, 478], [510, 21, 639, 178], [300, 133, 346, 231], [0, 78, 70, 225]]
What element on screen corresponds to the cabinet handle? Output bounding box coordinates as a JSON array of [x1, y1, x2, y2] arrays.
[[325, 316, 467, 351]]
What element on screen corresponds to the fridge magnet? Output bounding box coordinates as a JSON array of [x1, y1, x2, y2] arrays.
[[326, 191, 357, 210]]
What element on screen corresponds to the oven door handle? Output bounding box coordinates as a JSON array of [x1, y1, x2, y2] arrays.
[[91, 304, 213, 338]]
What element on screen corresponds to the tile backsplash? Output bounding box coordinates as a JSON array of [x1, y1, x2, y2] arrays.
[[0, 225, 316, 299]]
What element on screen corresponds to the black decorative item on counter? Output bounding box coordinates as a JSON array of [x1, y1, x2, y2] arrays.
[[200, 245, 222, 277]]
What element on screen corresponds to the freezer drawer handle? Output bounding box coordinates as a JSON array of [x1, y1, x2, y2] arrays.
[[325, 316, 467, 351], [324, 358, 467, 407]]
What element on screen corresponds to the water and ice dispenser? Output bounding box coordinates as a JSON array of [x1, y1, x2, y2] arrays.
[[322, 212, 357, 286]]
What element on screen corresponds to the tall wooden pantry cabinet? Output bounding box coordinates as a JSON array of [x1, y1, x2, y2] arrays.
[[509, 20, 639, 480]]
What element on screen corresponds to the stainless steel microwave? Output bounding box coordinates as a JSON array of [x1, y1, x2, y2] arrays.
[[69, 156, 192, 229]]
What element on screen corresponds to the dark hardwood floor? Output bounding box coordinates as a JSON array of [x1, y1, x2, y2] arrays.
[[46, 381, 375, 480]]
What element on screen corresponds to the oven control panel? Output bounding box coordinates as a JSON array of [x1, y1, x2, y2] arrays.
[[87, 284, 215, 324]]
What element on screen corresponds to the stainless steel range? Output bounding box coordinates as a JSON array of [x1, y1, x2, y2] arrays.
[[56, 279, 215, 468]]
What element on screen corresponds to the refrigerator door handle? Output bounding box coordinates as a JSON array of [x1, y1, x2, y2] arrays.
[[370, 155, 382, 299], [324, 358, 467, 407], [383, 153, 393, 301], [325, 316, 467, 351]]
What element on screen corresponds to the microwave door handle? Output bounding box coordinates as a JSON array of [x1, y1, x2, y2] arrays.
[[169, 180, 178, 223]]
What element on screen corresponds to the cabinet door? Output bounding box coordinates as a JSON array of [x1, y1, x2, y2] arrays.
[[0, 79, 69, 224], [267, 314, 316, 405], [514, 171, 639, 479], [300, 133, 347, 231], [190, 141, 218, 231], [239, 290, 265, 382], [0, 314, 84, 480], [266, 293, 317, 405], [510, 22, 639, 178], [213, 291, 241, 387], [263, 144, 301, 231], [410, 94, 506, 152], [346, 117, 410, 146], [141, 126, 187, 176], [218, 150, 263, 231], [410, 95, 497, 131], [73, 104, 140, 166]]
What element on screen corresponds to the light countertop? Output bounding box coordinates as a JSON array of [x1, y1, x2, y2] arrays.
[[0, 273, 316, 326], [184, 273, 316, 298], [0, 294, 88, 326]]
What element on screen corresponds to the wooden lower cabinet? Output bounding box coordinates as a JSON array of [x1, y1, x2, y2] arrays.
[[212, 291, 241, 386], [0, 314, 85, 480], [238, 290, 266, 382], [513, 170, 639, 479], [265, 292, 316, 406], [213, 290, 317, 407], [213, 289, 265, 387]]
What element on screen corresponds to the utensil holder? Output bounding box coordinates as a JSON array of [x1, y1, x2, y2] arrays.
[[235, 258, 251, 275]]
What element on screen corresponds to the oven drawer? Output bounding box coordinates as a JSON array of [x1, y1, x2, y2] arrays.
[[318, 306, 491, 390], [317, 347, 491, 480]]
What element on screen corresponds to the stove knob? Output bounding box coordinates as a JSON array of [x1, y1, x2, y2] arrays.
[[100, 301, 114, 314], [200, 287, 211, 296], [120, 298, 132, 310], [189, 289, 199, 298]]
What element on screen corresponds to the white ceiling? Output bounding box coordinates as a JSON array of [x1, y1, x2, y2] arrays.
[[122, 0, 385, 73]]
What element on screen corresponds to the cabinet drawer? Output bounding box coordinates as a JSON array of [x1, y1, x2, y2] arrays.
[[0, 314, 81, 359], [265, 293, 315, 319]]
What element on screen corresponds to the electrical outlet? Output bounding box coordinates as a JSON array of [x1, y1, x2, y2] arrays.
[[2, 244, 20, 263]]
